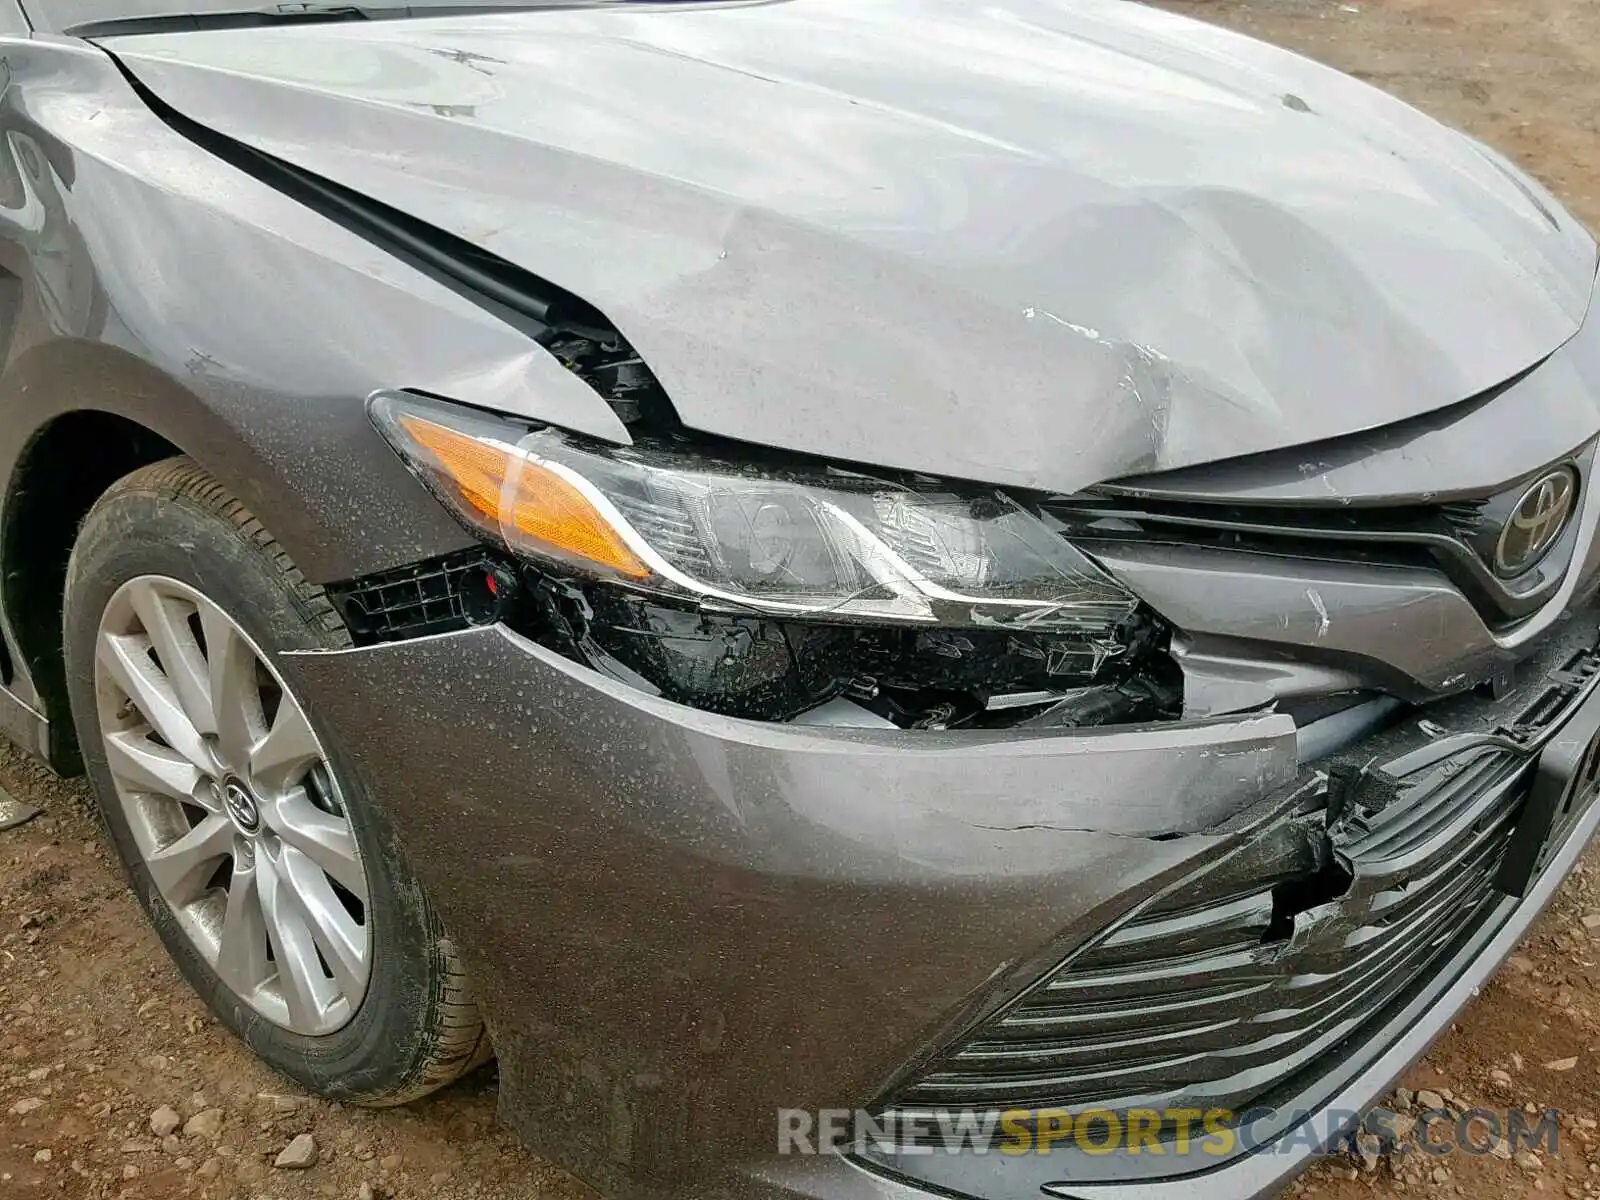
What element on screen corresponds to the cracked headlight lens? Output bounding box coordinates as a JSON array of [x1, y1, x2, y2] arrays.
[[371, 391, 1136, 633]]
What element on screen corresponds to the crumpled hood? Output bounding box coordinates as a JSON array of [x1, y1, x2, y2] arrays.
[[109, 0, 1598, 493]]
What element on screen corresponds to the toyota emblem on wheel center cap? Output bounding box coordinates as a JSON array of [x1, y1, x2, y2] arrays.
[[222, 779, 262, 835], [1495, 468, 1578, 578]]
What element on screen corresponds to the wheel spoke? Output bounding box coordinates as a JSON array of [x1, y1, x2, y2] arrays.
[[144, 815, 234, 905], [200, 606, 260, 768], [97, 631, 209, 769], [250, 702, 321, 796], [271, 789, 367, 902], [103, 729, 204, 801], [127, 581, 213, 736], [215, 856, 271, 995], [257, 850, 331, 1031], [278, 845, 367, 1001]]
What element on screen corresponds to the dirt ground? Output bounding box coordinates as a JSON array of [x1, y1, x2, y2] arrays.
[[6, 1, 1600, 1198]]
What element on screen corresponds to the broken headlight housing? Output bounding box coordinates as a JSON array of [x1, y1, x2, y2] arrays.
[[371, 392, 1177, 727]]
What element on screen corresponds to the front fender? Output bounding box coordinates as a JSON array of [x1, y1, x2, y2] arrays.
[[0, 36, 629, 585]]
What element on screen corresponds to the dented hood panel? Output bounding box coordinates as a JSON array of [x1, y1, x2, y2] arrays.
[[109, 0, 1598, 493]]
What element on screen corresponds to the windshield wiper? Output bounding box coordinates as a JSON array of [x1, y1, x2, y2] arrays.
[[69, 3, 586, 39]]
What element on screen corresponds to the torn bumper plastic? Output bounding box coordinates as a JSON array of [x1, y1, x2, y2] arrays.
[[277, 612, 1600, 1200]]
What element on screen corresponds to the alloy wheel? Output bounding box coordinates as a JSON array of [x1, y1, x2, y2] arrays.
[[94, 575, 370, 1036]]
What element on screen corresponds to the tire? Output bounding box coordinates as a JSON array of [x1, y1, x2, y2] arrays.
[[63, 456, 490, 1104]]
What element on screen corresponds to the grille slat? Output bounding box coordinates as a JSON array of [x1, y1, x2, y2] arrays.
[[1087, 891, 1278, 964]]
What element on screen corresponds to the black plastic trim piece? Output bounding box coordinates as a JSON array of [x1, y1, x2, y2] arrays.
[[327, 548, 518, 644]]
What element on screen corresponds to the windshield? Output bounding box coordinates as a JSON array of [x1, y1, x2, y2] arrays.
[[22, 2, 639, 37]]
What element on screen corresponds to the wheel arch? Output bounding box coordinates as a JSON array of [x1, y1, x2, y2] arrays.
[[3, 406, 178, 771], [0, 341, 356, 773]]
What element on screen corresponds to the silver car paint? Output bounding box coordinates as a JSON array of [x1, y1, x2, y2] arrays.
[[109, 0, 1595, 494]]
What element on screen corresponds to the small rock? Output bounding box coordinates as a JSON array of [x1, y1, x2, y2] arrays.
[[1355, 1133, 1382, 1171], [275, 1133, 319, 1170], [1583, 913, 1600, 931], [195, 1157, 222, 1178], [379, 1154, 402, 1174], [9, 1097, 43, 1116], [1431, 1166, 1450, 1185], [1546, 1057, 1580, 1072], [1492, 1139, 1514, 1160], [259, 1092, 301, 1115], [357, 1184, 376, 1200], [1393, 1114, 1418, 1141], [1517, 1149, 1545, 1173], [149, 1106, 182, 1137], [1395, 1087, 1415, 1111], [162, 1135, 182, 1155], [32, 1149, 51, 1164], [1491, 1069, 1514, 1086], [183, 1108, 224, 1140], [174, 1157, 194, 1171], [121, 1164, 139, 1180], [1417, 1090, 1447, 1111]]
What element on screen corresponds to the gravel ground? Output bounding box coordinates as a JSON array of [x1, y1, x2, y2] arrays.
[[7, 1, 1600, 1198]]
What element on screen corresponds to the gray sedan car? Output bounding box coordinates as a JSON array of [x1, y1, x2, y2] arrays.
[[0, 0, 1595, 1197]]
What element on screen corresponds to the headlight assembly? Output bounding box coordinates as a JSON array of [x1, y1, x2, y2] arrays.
[[372, 391, 1135, 633], [371, 391, 1175, 727]]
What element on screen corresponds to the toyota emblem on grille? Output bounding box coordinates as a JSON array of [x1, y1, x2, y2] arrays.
[[1495, 467, 1578, 577]]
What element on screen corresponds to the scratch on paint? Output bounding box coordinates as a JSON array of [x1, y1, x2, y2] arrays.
[[1306, 587, 1330, 639], [1024, 306, 1105, 342]]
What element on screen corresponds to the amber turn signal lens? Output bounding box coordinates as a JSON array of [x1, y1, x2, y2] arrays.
[[396, 414, 649, 579]]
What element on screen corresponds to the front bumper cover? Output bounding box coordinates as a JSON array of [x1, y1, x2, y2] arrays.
[[278, 613, 1599, 1200]]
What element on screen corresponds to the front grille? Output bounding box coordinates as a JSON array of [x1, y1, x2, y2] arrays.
[[1046, 456, 1589, 627], [885, 640, 1600, 1125]]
